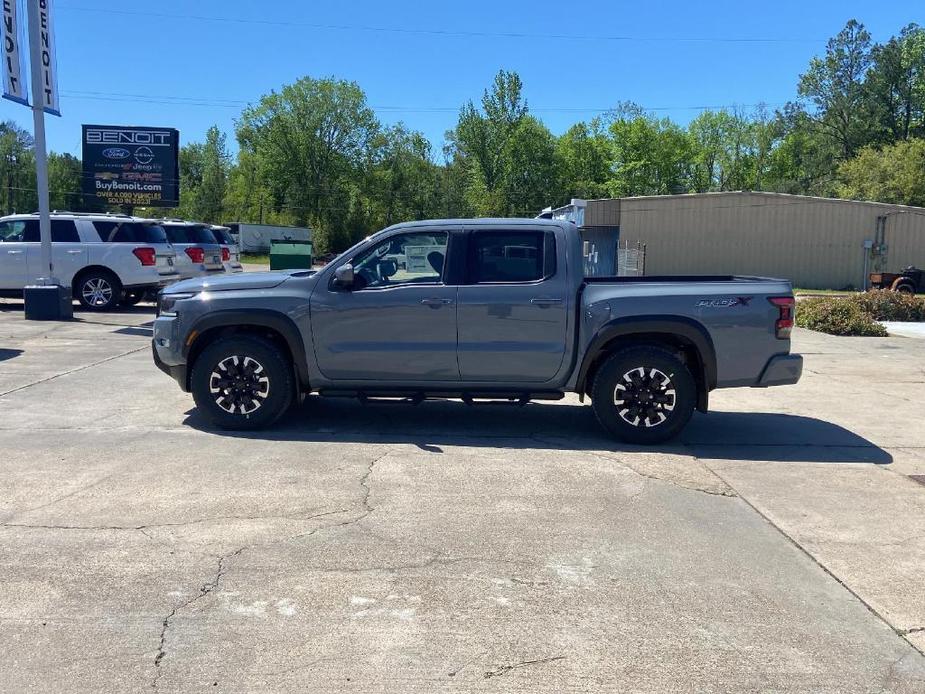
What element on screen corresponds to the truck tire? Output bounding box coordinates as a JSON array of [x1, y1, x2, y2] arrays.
[[190, 335, 293, 430], [892, 279, 916, 295], [591, 346, 696, 445], [74, 269, 122, 311]]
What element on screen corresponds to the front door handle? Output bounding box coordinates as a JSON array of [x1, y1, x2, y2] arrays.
[[66, 250, 83, 254], [421, 297, 453, 306], [530, 297, 564, 306], [6, 250, 24, 255]]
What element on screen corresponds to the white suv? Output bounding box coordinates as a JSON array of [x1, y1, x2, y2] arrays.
[[0, 212, 179, 311]]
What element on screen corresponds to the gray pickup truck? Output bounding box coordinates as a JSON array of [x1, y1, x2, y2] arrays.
[[152, 218, 802, 444]]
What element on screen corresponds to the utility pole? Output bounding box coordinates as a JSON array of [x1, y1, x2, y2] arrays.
[[22, 0, 71, 320]]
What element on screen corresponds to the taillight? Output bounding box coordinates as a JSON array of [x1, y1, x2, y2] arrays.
[[185, 247, 205, 263], [769, 297, 795, 339], [221, 247, 230, 262], [132, 247, 156, 266]]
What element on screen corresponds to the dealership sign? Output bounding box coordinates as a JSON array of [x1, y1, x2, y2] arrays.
[[2, 0, 29, 105], [82, 125, 180, 207]]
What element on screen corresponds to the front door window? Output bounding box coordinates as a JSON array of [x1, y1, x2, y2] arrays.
[[352, 232, 448, 290]]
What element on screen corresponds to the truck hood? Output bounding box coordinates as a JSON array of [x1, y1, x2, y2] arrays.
[[165, 270, 314, 294]]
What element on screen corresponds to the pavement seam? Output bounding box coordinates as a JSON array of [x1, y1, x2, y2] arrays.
[[0, 346, 148, 398], [700, 459, 925, 659]]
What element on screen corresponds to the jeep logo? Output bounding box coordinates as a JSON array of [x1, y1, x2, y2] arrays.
[[697, 297, 753, 308]]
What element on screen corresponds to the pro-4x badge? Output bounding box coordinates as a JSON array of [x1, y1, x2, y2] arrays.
[[697, 297, 753, 308]]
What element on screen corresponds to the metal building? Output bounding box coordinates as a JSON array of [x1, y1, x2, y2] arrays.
[[582, 191, 925, 289]]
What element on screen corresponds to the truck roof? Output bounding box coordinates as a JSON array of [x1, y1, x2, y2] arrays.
[[382, 217, 574, 233]]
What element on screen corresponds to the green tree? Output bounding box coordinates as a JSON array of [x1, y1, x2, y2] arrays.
[[0, 120, 35, 214], [196, 126, 230, 222], [450, 69, 528, 215], [865, 24, 925, 142], [556, 119, 610, 199], [797, 19, 874, 159], [606, 104, 694, 196], [837, 138, 925, 206], [236, 77, 379, 251], [502, 116, 560, 215], [47, 152, 83, 211], [368, 123, 440, 226]]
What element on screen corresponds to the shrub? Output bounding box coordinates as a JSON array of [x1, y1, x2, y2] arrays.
[[853, 289, 925, 322], [796, 297, 888, 336]]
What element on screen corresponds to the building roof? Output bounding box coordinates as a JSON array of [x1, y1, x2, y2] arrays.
[[586, 190, 925, 213]]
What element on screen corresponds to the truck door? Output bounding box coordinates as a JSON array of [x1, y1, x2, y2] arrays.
[[456, 229, 568, 383], [311, 229, 460, 381]]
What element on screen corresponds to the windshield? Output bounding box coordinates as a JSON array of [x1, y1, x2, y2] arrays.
[[164, 225, 217, 244], [213, 229, 234, 245]]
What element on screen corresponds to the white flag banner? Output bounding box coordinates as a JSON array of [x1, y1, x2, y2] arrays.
[[36, 0, 58, 115], [2, 0, 29, 106]]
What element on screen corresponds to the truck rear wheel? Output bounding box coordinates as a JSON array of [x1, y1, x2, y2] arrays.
[[591, 346, 696, 445], [190, 335, 293, 430]]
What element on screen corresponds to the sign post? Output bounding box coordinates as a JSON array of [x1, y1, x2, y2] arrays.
[[20, 0, 69, 319]]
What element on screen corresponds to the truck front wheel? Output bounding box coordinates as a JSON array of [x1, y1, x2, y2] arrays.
[[591, 346, 696, 445], [190, 335, 293, 430]]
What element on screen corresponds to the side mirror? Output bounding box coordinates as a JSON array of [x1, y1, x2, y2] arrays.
[[333, 263, 355, 288]]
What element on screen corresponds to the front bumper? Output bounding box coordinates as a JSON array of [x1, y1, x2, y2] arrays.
[[152, 315, 189, 391], [756, 353, 803, 387]]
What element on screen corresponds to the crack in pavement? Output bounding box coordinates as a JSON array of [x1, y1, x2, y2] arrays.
[[152, 547, 246, 689], [149, 452, 390, 688], [483, 655, 565, 679], [585, 450, 736, 498], [0, 508, 351, 533]]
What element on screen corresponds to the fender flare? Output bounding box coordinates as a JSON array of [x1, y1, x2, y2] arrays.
[[185, 309, 310, 389], [576, 315, 717, 396]]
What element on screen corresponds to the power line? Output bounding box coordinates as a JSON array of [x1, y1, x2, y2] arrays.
[[56, 4, 826, 44], [59, 90, 785, 115]]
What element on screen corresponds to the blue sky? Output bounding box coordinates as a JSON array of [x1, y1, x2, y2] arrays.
[[3, 1, 922, 158]]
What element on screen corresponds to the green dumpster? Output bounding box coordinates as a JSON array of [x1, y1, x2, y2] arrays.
[[269, 240, 313, 270]]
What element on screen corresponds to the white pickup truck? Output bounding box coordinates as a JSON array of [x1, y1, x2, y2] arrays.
[[0, 212, 179, 310]]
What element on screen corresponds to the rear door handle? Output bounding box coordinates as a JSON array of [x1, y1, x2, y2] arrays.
[[421, 297, 453, 306], [66, 249, 83, 254], [6, 250, 23, 255], [530, 297, 563, 305]]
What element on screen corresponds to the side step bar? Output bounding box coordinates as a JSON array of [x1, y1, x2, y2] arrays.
[[317, 390, 565, 406]]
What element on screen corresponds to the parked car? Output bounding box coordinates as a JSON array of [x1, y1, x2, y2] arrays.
[[152, 218, 803, 444], [869, 266, 923, 294], [210, 225, 244, 274], [0, 212, 179, 310], [156, 220, 225, 280]]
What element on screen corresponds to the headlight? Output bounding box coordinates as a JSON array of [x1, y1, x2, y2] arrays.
[[157, 292, 196, 316]]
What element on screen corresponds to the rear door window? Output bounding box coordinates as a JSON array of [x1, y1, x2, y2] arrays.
[[467, 231, 554, 283], [17, 219, 79, 242]]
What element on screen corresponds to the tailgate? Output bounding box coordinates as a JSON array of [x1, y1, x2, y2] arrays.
[[202, 245, 224, 271], [156, 249, 178, 276]]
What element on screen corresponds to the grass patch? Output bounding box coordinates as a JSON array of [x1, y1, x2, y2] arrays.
[[240, 254, 270, 266], [796, 289, 925, 336]]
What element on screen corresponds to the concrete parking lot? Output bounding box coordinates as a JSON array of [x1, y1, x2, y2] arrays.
[[1, 297, 924, 692]]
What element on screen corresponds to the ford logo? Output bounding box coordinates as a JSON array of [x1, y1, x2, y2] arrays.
[[102, 147, 131, 160]]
